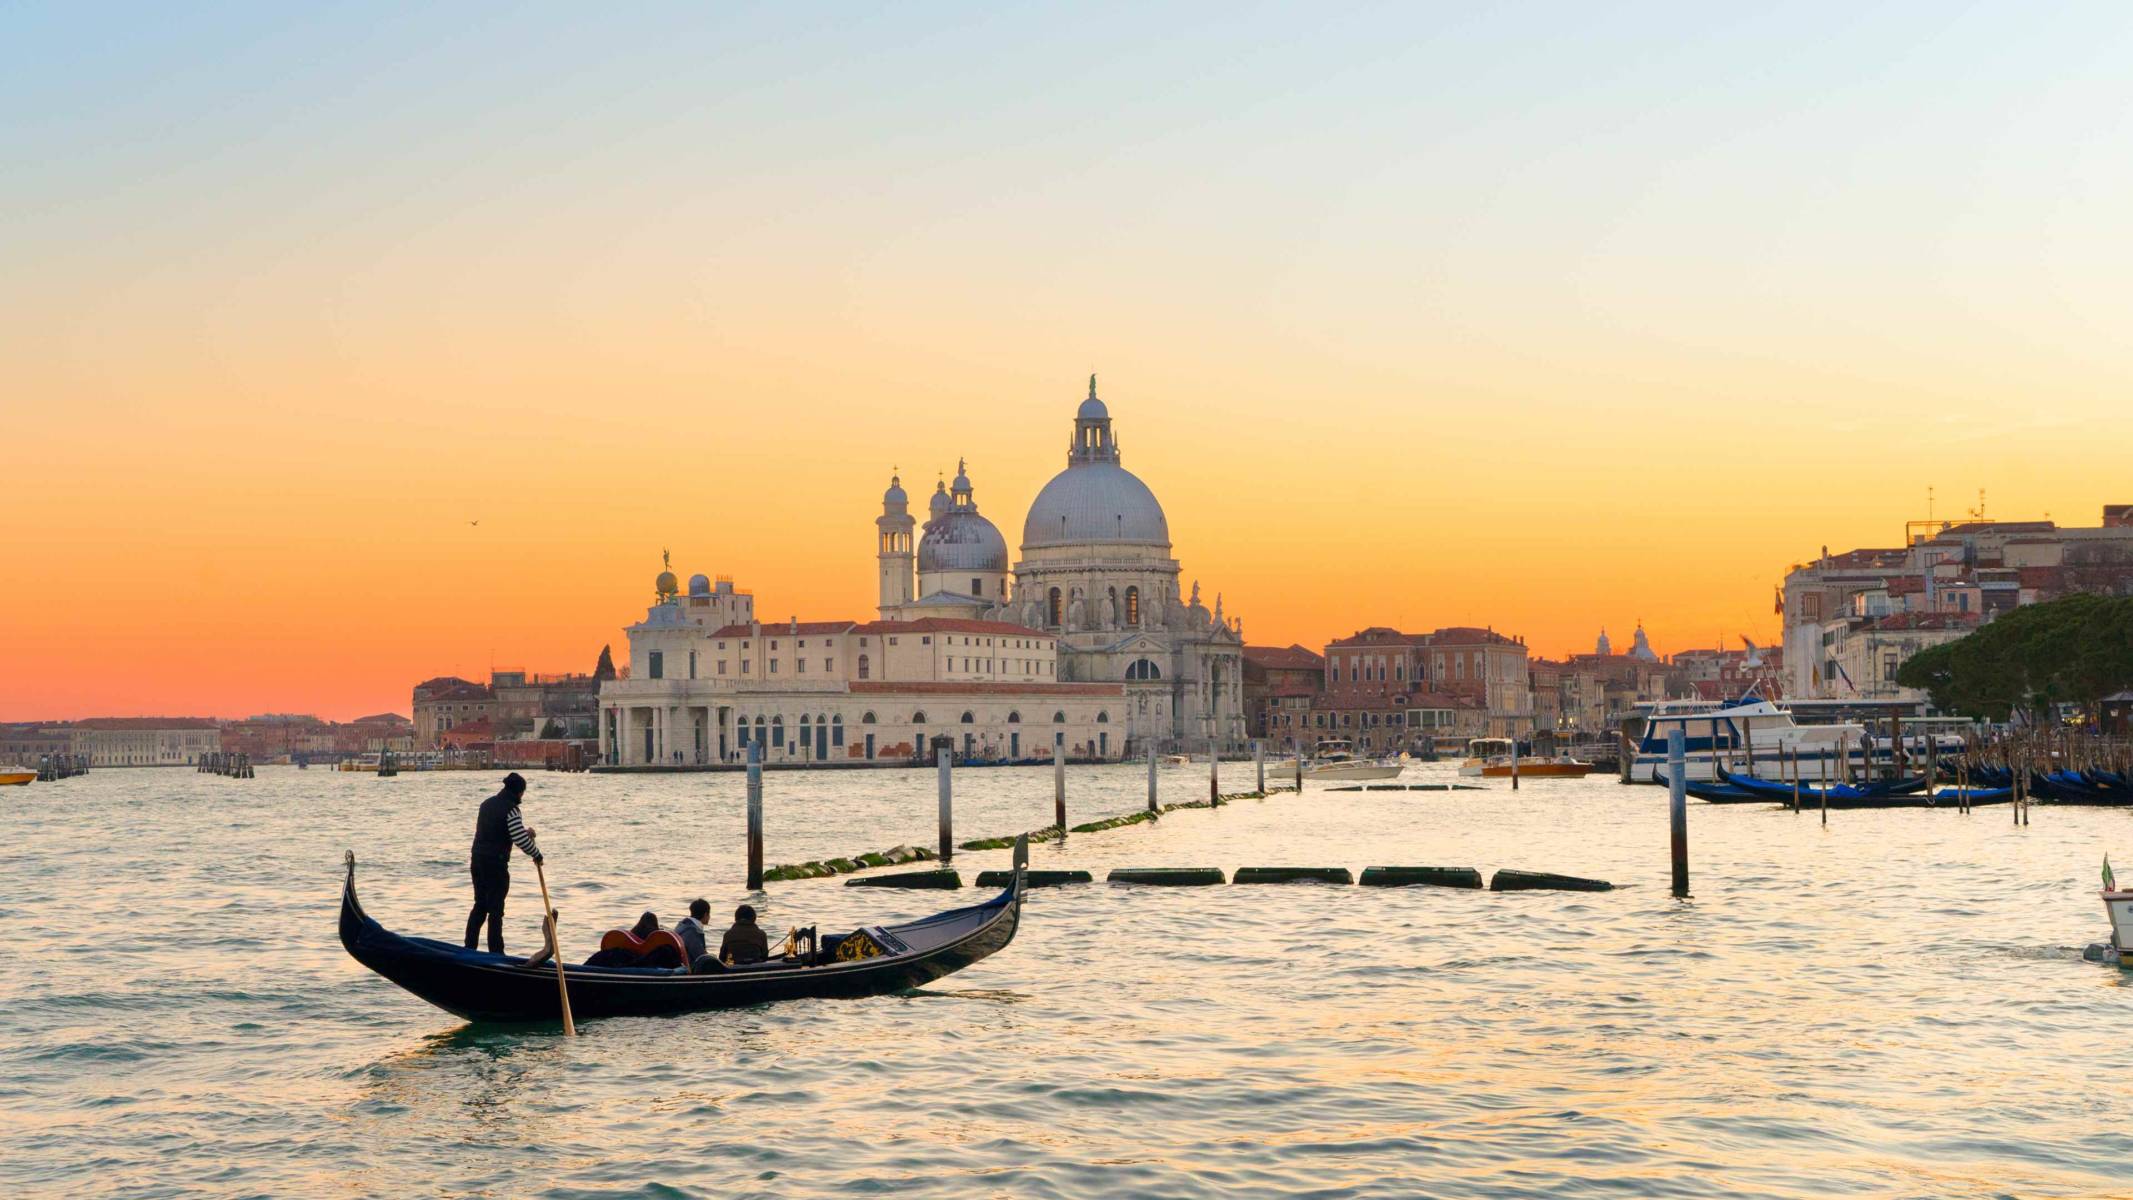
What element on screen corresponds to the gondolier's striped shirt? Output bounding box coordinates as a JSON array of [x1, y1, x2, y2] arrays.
[[506, 807, 541, 860]]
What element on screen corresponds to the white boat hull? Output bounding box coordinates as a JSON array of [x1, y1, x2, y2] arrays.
[[1304, 762, 1403, 782]]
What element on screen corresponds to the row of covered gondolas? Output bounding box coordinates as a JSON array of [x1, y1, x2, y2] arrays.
[[1669, 736, 2133, 809]]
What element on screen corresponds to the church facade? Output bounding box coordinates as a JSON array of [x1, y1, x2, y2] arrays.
[[596, 378, 1245, 768]]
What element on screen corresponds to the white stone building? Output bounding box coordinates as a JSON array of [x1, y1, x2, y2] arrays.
[[597, 377, 1244, 767]]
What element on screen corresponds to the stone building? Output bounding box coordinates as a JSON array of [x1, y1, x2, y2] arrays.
[[69, 717, 221, 767]]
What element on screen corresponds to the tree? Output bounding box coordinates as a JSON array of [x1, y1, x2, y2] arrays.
[[1896, 593, 2133, 723]]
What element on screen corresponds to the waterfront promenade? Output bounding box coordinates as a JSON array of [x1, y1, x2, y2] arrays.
[[3, 764, 2127, 1198]]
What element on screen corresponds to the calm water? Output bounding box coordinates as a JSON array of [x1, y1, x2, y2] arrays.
[[3, 762, 2128, 1198]]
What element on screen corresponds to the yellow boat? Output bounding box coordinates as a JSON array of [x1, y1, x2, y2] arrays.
[[0, 766, 37, 786]]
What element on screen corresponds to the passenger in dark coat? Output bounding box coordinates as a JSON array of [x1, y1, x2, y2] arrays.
[[719, 904, 771, 965]]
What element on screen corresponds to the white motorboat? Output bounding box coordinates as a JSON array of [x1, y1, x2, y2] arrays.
[[2087, 857, 2132, 968], [1297, 739, 1404, 782]]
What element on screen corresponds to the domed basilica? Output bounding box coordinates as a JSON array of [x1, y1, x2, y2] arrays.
[[877, 377, 1245, 751]]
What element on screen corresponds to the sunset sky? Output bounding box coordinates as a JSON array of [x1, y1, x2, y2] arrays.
[[6, 3, 2132, 720]]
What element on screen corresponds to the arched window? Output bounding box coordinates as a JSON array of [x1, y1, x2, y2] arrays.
[[832, 714, 845, 746], [861, 711, 877, 724], [1047, 587, 1063, 626], [1096, 711, 1109, 724], [1007, 711, 1021, 724], [771, 715, 785, 748], [912, 711, 927, 724], [857, 653, 870, 680], [1126, 658, 1161, 680], [960, 711, 975, 724], [1125, 586, 1140, 626], [1053, 711, 1066, 723]]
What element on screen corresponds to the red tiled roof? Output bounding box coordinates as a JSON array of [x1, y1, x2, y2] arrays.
[[707, 621, 860, 638], [1427, 626, 1519, 646], [1244, 643, 1325, 669], [353, 713, 412, 725], [1328, 627, 1427, 647], [1267, 684, 1321, 698], [847, 681, 1121, 695], [71, 717, 221, 730]]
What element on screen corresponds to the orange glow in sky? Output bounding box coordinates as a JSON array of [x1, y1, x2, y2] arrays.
[[6, 6, 2131, 720]]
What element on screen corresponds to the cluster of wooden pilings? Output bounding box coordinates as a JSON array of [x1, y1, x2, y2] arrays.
[[36, 754, 88, 781], [199, 751, 255, 778]]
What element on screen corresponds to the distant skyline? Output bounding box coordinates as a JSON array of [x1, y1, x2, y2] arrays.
[[7, 3, 2132, 720]]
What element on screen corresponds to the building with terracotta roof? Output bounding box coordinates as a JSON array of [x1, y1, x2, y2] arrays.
[[1782, 504, 2133, 704]]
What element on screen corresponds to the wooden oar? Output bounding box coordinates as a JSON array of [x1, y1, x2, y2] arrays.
[[532, 859, 576, 1036]]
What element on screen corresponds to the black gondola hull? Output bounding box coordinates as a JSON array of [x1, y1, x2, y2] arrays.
[[339, 854, 1022, 1023]]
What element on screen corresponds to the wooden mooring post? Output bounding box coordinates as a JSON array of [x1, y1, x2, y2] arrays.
[[1510, 736, 1520, 790], [745, 741, 764, 891], [1790, 747, 1801, 814], [1054, 732, 1066, 824], [937, 746, 954, 862], [1667, 728, 1689, 897], [1209, 738, 1221, 806], [1254, 739, 1264, 793], [1146, 742, 1158, 815]]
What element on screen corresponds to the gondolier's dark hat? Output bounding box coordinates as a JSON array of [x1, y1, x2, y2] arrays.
[[502, 772, 526, 792]]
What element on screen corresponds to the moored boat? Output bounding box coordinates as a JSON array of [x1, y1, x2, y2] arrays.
[[2084, 858, 2131, 969], [0, 765, 35, 786], [1297, 738, 1403, 782], [340, 843, 1027, 1024]]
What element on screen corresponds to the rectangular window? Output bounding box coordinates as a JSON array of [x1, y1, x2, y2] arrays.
[[771, 640, 779, 650], [922, 636, 932, 645], [822, 659, 831, 673], [770, 659, 780, 673], [742, 661, 751, 674], [889, 637, 898, 646], [718, 660, 728, 675], [649, 651, 664, 680], [796, 659, 805, 673], [688, 651, 697, 679]]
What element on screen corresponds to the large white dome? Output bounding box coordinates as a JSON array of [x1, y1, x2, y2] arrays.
[[1022, 461, 1170, 549]]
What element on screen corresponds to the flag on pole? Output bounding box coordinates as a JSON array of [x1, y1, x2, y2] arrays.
[[2107, 855, 2117, 891], [1773, 586, 1784, 616]]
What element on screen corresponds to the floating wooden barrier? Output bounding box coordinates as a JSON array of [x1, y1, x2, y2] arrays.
[[1490, 869, 1614, 893], [761, 844, 935, 882], [1359, 866, 1483, 889], [1107, 867, 1226, 886], [844, 869, 962, 889], [974, 868, 1092, 888], [1232, 867, 1354, 885]]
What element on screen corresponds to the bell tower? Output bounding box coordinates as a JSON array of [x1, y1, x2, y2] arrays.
[[877, 472, 915, 617]]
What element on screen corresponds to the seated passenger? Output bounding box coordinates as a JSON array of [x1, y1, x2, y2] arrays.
[[674, 898, 712, 964], [719, 904, 770, 965]]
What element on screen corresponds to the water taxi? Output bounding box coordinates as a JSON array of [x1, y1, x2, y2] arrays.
[[1297, 739, 1404, 782], [0, 765, 36, 786], [1457, 739, 1595, 778]]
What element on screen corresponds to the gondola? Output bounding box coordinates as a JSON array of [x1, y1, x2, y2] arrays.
[[340, 841, 1027, 1024], [1715, 766, 1929, 804], [1657, 770, 1766, 804]]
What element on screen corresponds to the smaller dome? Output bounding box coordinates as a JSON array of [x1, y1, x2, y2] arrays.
[[688, 573, 711, 596], [929, 480, 952, 516], [883, 474, 907, 505], [1077, 395, 1108, 420], [655, 569, 679, 596], [952, 466, 972, 494]]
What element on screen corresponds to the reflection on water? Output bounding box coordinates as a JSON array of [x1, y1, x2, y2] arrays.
[[2, 764, 2129, 1198]]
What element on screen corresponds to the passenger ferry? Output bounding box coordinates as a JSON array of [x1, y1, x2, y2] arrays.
[[1628, 698, 1966, 784]]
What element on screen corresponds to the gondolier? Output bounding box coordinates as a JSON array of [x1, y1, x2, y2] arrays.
[[465, 772, 542, 954]]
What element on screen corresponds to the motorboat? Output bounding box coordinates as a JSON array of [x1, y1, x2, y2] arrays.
[[1457, 738, 1595, 779], [2084, 858, 2132, 969], [0, 765, 34, 786], [1296, 739, 1403, 782]]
